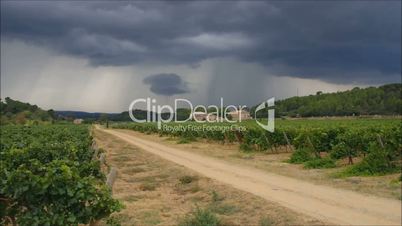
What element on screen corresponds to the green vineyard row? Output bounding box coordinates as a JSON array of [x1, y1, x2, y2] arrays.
[[112, 119, 401, 175], [0, 125, 121, 226]]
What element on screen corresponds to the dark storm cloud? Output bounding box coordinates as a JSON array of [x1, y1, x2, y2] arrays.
[[143, 73, 189, 96], [1, 1, 400, 84]]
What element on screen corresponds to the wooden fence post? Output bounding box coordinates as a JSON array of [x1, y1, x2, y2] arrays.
[[307, 136, 320, 158], [234, 130, 243, 143], [377, 134, 385, 148], [91, 141, 98, 150], [106, 167, 118, 192], [283, 131, 293, 152], [92, 148, 99, 160], [376, 134, 392, 167], [99, 153, 106, 165], [264, 135, 275, 153], [272, 143, 278, 153]]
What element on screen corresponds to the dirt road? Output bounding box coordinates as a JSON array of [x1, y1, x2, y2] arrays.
[[99, 127, 401, 225]]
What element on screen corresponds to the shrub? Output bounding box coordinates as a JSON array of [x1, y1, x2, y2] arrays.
[[179, 175, 197, 184], [177, 137, 196, 144], [209, 203, 237, 215], [211, 190, 224, 202], [288, 148, 315, 163], [239, 143, 253, 152], [178, 207, 221, 226], [339, 144, 399, 176], [303, 158, 336, 169], [106, 215, 122, 226], [139, 182, 157, 191], [208, 191, 236, 215], [330, 130, 364, 164], [259, 216, 274, 226]]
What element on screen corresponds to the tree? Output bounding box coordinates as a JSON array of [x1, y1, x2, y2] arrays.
[[99, 113, 109, 128], [254, 83, 401, 118], [47, 109, 56, 119], [14, 112, 27, 124]]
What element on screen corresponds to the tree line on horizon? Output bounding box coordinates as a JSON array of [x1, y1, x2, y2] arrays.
[[252, 83, 401, 118], [0, 97, 56, 125], [1, 83, 401, 124]]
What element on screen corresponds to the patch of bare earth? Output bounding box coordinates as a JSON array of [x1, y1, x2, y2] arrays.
[[116, 129, 401, 200], [93, 129, 324, 226]]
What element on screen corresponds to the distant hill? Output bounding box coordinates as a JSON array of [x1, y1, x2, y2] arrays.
[[56, 109, 181, 122], [58, 83, 402, 122], [55, 111, 120, 120], [5, 83, 399, 124], [55, 109, 163, 122], [252, 83, 402, 118], [0, 97, 56, 124]]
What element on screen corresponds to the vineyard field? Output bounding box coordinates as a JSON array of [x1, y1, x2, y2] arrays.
[[111, 118, 401, 176], [0, 125, 121, 226]]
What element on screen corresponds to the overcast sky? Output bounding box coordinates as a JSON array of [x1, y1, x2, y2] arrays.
[[1, 1, 400, 112]]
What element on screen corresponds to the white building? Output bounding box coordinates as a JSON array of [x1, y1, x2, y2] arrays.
[[227, 109, 252, 121], [191, 112, 207, 121], [191, 112, 224, 122], [73, 119, 84, 124]]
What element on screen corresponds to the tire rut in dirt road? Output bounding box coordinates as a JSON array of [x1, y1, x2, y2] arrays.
[[99, 127, 401, 225]]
